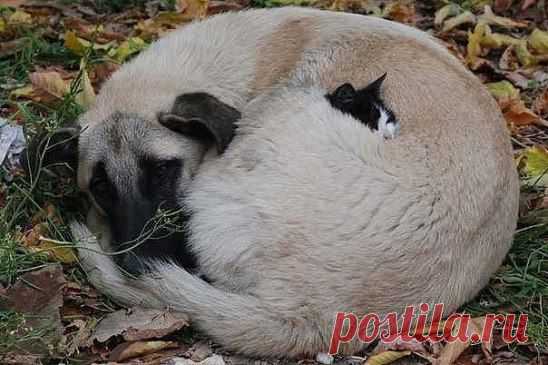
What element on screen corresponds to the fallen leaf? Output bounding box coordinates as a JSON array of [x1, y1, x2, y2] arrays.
[[7, 10, 32, 25], [0, 18, 6, 33], [364, 351, 411, 365], [467, 23, 487, 65], [29, 71, 70, 99], [89, 307, 189, 344], [442, 11, 476, 33], [529, 28, 548, 54], [479, 5, 528, 28], [0, 265, 66, 355], [74, 60, 96, 108], [20, 224, 77, 263], [521, 146, 548, 187], [487, 80, 520, 101], [532, 88, 548, 115], [107, 37, 147, 63], [494, 0, 513, 13], [178, 0, 209, 19], [384, 2, 416, 24], [504, 100, 541, 126], [189, 341, 213, 362], [435, 317, 487, 365], [109, 340, 179, 362], [434, 3, 462, 27], [499, 46, 519, 70], [64, 30, 89, 56], [171, 354, 226, 365], [516, 41, 537, 67]]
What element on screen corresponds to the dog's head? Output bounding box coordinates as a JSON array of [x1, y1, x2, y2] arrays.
[[23, 92, 240, 275]]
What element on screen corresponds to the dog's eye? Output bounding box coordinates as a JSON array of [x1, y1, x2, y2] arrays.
[[90, 178, 110, 198], [155, 159, 181, 177]]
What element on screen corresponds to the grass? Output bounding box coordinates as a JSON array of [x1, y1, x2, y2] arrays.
[[0, 0, 547, 361]]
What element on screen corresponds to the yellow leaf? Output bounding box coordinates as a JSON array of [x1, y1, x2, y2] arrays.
[[20, 223, 77, 264], [29, 71, 71, 99], [442, 11, 476, 33], [108, 37, 146, 63], [74, 61, 96, 108], [10, 84, 34, 98], [364, 351, 411, 365], [522, 146, 548, 187], [0, 18, 6, 33], [529, 28, 548, 54], [486, 81, 520, 101], [7, 10, 32, 25], [177, 0, 209, 19], [64, 31, 90, 56], [467, 23, 487, 65], [515, 40, 536, 67], [479, 5, 528, 29], [434, 3, 462, 27]]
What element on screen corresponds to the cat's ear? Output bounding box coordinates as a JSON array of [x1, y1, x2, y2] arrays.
[[363, 73, 387, 97]]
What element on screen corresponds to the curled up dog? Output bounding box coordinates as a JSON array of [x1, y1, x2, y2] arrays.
[[26, 7, 520, 359]]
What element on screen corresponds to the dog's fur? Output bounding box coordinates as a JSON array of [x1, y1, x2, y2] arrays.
[[69, 7, 518, 358]]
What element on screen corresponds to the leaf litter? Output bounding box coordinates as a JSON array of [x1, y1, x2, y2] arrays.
[[0, 0, 547, 364]]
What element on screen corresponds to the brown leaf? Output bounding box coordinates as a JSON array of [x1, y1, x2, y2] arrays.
[[364, 351, 412, 365], [499, 46, 520, 70], [434, 317, 486, 365], [442, 11, 476, 33], [177, 0, 209, 19], [479, 5, 529, 28], [0, 265, 66, 355], [109, 340, 179, 362], [504, 99, 542, 126], [89, 307, 189, 344], [532, 88, 548, 115], [384, 2, 416, 24], [494, 0, 513, 13]]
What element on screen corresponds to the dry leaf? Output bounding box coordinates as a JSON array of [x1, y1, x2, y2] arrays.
[[442, 11, 476, 33], [384, 2, 416, 24], [109, 340, 179, 362], [74, 61, 96, 108], [504, 99, 541, 126], [532, 88, 548, 115], [20, 223, 77, 263], [529, 29, 548, 54], [494, 0, 513, 12], [434, 4, 462, 27], [108, 37, 147, 63], [29, 71, 70, 99], [479, 5, 528, 28], [522, 146, 548, 187], [435, 317, 487, 365], [487, 80, 520, 101], [89, 307, 188, 344], [7, 10, 32, 25], [499, 46, 519, 70], [0, 265, 66, 355], [364, 351, 411, 365], [178, 0, 209, 19], [467, 23, 487, 65]]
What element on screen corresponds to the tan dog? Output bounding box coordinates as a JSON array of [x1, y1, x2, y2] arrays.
[[69, 7, 518, 358]]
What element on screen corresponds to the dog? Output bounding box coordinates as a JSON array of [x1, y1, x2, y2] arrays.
[[67, 7, 518, 359]]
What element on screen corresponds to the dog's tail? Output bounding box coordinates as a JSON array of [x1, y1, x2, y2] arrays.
[[139, 262, 337, 358], [72, 221, 357, 357]]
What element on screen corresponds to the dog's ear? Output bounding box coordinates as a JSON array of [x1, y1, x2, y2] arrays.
[[20, 126, 80, 177], [158, 93, 241, 154]]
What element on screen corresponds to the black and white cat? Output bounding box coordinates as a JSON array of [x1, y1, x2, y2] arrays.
[[326, 73, 399, 139]]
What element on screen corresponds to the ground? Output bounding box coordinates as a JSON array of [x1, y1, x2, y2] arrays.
[[0, 0, 546, 364]]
